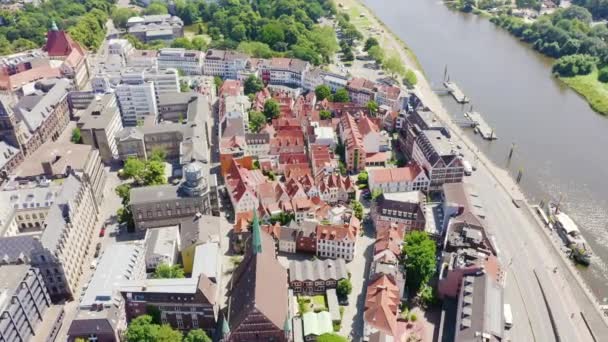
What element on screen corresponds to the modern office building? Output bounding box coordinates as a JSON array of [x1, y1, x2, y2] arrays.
[[158, 48, 204, 75], [78, 93, 124, 163]]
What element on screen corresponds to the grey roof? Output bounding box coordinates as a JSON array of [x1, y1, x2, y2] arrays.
[[221, 117, 245, 138], [14, 79, 70, 134], [382, 191, 423, 204], [422, 130, 457, 157], [0, 141, 20, 169], [279, 226, 297, 242], [326, 288, 341, 322], [0, 264, 31, 311], [1, 183, 62, 212], [0, 235, 40, 264], [157, 91, 197, 107], [455, 273, 504, 341], [145, 225, 179, 264], [130, 183, 182, 204], [78, 94, 120, 129], [289, 258, 347, 283], [192, 242, 219, 280], [39, 175, 83, 250], [179, 215, 220, 250], [80, 243, 144, 309]]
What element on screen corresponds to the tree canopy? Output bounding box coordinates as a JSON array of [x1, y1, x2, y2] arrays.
[[402, 231, 436, 293], [263, 99, 281, 121], [351, 201, 363, 220], [184, 329, 212, 342], [315, 85, 332, 101], [0, 0, 113, 52], [244, 75, 264, 95], [552, 54, 597, 77], [364, 37, 379, 51], [319, 110, 332, 120], [124, 315, 182, 342], [318, 333, 348, 342], [336, 278, 352, 297], [143, 2, 169, 15], [173, 0, 337, 65], [332, 88, 350, 102], [248, 111, 267, 133], [367, 45, 385, 65], [153, 263, 185, 279], [384, 54, 406, 78]]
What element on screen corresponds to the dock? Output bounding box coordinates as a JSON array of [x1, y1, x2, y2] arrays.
[[443, 81, 469, 103], [464, 111, 497, 140]]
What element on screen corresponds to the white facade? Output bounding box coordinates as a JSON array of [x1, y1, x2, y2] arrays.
[[145, 226, 180, 270], [317, 236, 355, 261], [279, 239, 296, 253], [203, 50, 248, 79], [158, 48, 203, 75], [368, 170, 430, 194], [115, 81, 158, 126], [223, 95, 251, 123], [314, 126, 336, 148], [108, 39, 134, 63]]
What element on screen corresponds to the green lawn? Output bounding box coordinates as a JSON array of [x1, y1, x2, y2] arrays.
[[312, 295, 327, 308], [559, 70, 608, 116]]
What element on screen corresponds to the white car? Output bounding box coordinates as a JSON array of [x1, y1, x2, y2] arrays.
[[90, 260, 97, 270]]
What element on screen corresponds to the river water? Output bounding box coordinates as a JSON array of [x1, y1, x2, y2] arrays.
[[362, 0, 608, 297]]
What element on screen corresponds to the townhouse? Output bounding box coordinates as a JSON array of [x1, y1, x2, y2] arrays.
[[289, 259, 348, 295], [316, 217, 360, 261], [372, 191, 426, 232], [346, 77, 376, 105], [368, 164, 430, 193]]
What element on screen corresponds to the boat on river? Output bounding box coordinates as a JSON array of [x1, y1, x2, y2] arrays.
[[549, 203, 592, 266]]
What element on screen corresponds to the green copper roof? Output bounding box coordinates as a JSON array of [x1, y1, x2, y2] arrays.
[[283, 315, 292, 332], [222, 314, 230, 336], [51, 20, 58, 31], [251, 210, 262, 254]]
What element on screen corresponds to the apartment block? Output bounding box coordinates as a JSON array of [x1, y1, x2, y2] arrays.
[[126, 15, 184, 43], [260, 57, 309, 88], [372, 191, 426, 232], [158, 48, 204, 75], [203, 49, 249, 79], [410, 130, 464, 190], [368, 164, 430, 193], [78, 93, 124, 163], [0, 265, 62, 342], [346, 77, 376, 105]]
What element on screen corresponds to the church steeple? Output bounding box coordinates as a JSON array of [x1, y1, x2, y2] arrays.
[[51, 20, 58, 31], [251, 210, 262, 254], [222, 314, 230, 337]]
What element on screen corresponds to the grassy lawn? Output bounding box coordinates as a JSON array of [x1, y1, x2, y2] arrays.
[[312, 295, 327, 308], [560, 70, 608, 116]]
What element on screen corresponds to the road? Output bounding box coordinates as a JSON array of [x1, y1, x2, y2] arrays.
[[338, 0, 608, 340]]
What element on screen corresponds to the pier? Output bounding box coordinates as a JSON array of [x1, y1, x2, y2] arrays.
[[443, 81, 470, 103], [464, 111, 497, 140]]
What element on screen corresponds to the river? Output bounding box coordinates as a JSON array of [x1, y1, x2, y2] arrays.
[[362, 0, 608, 298]]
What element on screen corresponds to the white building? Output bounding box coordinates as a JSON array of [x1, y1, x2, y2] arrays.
[[313, 125, 336, 148], [262, 58, 309, 88], [157, 48, 204, 75], [93, 68, 179, 126], [108, 39, 134, 64], [315, 221, 358, 262], [223, 95, 251, 125], [368, 164, 430, 193], [203, 49, 249, 79], [244, 133, 270, 158], [145, 225, 181, 271], [115, 80, 158, 126]]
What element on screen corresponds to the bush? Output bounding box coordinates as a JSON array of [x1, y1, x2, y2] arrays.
[[410, 313, 418, 322], [598, 66, 608, 83], [552, 54, 597, 77]]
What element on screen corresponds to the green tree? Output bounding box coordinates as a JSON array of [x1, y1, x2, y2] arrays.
[[371, 188, 383, 200], [402, 231, 437, 293], [364, 37, 379, 51], [237, 41, 276, 58], [123, 157, 146, 183], [248, 111, 266, 133], [270, 212, 295, 225], [351, 201, 363, 220], [404, 70, 418, 87], [384, 54, 406, 78], [366, 101, 379, 116], [317, 333, 348, 342], [336, 278, 352, 297], [153, 263, 185, 279], [309, 26, 339, 63], [184, 329, 212, 342], [244, 75, 264, 95], [71, 128, 81, 144], [598, 66, 608, 83], [180, 80, 190, 92], [125, 315, 160, 342], [144, 160, 167, 186], [157, 325, 183, 341], [357, 170, 368, 184], [171, 37, 194, 49], [315, 85, 332, 101], [111, 7, 137, 28], [260, 22, 285, 46], [191, 36, 207, 51], [368, 45, 385, 65], [552, 54, 597, 77], [214, 76, 223, 90], [143, 2, 168, 15], [332, 88, 350, 102], [319, 110, 332, 120], [263, 99, 280, 121], [149, 148, 167, 163]]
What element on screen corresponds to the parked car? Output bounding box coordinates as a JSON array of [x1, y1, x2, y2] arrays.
[[95, 242, 101, 250], [90, 260, 97, 270], [99, 227, 105, 237], [94, 249, 100, 258]]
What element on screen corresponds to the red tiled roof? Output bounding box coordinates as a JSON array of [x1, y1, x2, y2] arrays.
[[364, 275, 400, 336], [369, 164, 424, 184], [348, 77, 376, 92], [358, 116, 379, 137], [45, 30, 77, 57]]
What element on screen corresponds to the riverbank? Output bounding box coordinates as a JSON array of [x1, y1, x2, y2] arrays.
[[344, 0, 608, 336], [442, 2, 608, 115], [559, 71, 608, 115]]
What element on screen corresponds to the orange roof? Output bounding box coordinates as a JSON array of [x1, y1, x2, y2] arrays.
[[365, 152, 391, 163], [0, 65, 62, 91], [233, 211, 254, 233], [364, 274, 400, 336], [358, 116, 379, 136]]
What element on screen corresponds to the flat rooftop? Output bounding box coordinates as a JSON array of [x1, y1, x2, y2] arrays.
[[423, 130, 456, 157], [382, 191, 422, 203], [80, 243, 144, 309], [0, 264, 30, 312]]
